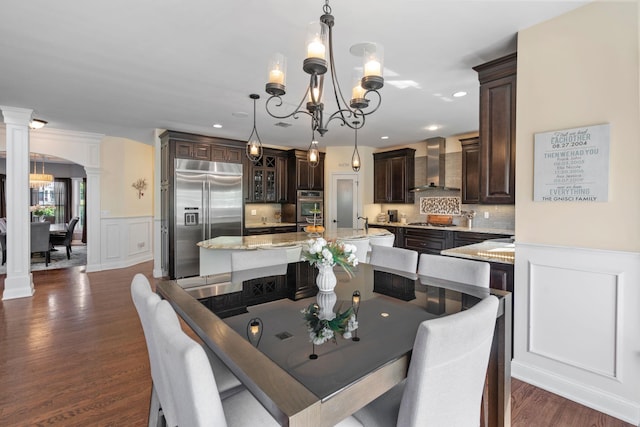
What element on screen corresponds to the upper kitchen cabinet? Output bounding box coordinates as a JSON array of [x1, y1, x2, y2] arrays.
[[373, 148, 415, 204], [473, 53, 517, 204], [287, 149, 325, 195], [163, 131, 245, 164], [246, 149, 290, 203], [460, 136, 480, 204]]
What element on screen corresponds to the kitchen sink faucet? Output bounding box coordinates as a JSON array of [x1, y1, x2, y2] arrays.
[[358, 216, 369, 232]]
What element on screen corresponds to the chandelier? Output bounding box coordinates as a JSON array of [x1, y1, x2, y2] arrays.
[[29, 154, 54, 189], [264, 0, 384, 140], [246, 94, 263, 163]]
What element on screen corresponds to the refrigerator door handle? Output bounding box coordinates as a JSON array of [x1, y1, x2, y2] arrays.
[[202, 180, 207, 241]]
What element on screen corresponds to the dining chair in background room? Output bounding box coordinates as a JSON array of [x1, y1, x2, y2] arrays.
[[353, 295, 500, 427], [131, 274, 243, 427], [417, 254, 490, 288], [369, 245, 419, 276], [337, 237, 370, 264], [50, 216, 79, 259], [31, 222, 51, 266], [153, 299, 364, 426], [0, 218, 6, 265]]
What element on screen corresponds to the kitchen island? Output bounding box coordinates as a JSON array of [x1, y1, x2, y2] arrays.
[[197, 228, 392, 276]]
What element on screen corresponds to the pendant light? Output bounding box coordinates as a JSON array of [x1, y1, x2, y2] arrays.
[[307, 131, 320, 168], [351, 120, 361, 172], [246, 94, 263, 163], [29, 154, 54, 189]]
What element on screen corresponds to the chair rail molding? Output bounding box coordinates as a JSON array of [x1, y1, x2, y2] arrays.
[[512, 242, 640, 425]]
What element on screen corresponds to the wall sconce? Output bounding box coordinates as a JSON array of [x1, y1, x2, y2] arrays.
[[132, 178, 147, 198], [246, 318, 263, 347]]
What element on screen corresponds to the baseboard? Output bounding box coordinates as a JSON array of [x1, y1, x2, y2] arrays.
[[98, 254, 153, 272], [513, 357, 640, 425]]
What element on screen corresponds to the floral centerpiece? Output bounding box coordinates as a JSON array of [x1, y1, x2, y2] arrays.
[[301, 237, 358, 277], [30, 205, 56, 217], [301, 237, 359, 292], [301, 302, 358, 345]]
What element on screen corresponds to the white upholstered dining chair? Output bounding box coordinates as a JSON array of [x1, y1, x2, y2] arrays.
[[353, 295, 500, 427], [337, 237, 370, 264], [417, 254, 491, 288], [368, 245, 418, 276], [131, 274, 243, 427], [153, 298, 364, 427]]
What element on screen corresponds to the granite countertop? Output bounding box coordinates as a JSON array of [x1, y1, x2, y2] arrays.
[[441, 240, 515, 265], [198, 228, 392, 250], [369, 221, 514, 236], [245, 222, 297, 228]]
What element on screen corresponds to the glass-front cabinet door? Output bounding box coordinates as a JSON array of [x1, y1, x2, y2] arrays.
[[250, 154, 277, 202]]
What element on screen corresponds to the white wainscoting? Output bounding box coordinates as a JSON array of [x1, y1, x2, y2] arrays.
[[97, 216, 153, 272], [512, 242, 640, 425]]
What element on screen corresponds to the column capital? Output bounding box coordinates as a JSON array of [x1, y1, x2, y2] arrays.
[[0, 106, 33, 125]]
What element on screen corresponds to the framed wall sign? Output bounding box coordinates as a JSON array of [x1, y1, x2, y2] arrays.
[[534, 123, 610, 202]]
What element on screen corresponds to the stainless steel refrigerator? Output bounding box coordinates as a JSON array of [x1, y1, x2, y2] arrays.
[[174, 158, 243, 278]]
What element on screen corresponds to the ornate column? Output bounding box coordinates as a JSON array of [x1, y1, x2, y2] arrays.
[[1, 106, 34, 300], [84, 166, 101, 272]]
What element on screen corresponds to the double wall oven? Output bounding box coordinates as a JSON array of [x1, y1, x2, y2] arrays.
[[296, 190, 323, 231]]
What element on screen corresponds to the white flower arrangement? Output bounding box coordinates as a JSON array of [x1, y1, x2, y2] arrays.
[[302, 237, 358, 277]]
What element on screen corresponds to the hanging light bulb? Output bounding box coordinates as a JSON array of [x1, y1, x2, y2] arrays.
[[307, 133, 320, 168], [29, 154, 54, 188], [246, 94, 263, 163], [351, 121, 361, 172]]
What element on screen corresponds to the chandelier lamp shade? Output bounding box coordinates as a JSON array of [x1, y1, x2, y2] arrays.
[[264, 0, 384, 141], [307, 133, 320, 168], [351, 120, 361, 172], [29, 154, 53, 189], [246, 94, 264, 163]]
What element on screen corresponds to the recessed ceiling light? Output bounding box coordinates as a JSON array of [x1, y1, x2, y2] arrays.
[[452, 91, 467, 98], [380, 136, 389, 140], [427, 125, 440, 131], [212, 123, 223, 128]]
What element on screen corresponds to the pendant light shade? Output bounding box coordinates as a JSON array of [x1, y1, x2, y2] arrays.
[[307, 136, 320, 168], [246, 94, 263, 163], [351, 121, 361, 172], [29, 154, 53, 188]]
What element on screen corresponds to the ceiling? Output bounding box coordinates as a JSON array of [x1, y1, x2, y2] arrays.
[[0, 0, 588, 151]]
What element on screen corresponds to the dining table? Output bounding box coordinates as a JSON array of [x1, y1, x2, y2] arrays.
[[157, 263, 512, 427]]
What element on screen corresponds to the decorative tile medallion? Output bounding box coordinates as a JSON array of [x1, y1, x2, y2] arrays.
[[420, 197, 461, 215]]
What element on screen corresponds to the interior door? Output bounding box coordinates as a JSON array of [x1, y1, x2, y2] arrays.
[[329, 173, 360, 233]]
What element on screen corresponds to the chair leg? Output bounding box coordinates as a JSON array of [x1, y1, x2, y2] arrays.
[[46, 251, 50, 267], [148, 384, 164, 427], [66, 245, 71, 260]]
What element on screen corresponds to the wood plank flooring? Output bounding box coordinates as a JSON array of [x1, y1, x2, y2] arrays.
[[0, 262, 634, 426]]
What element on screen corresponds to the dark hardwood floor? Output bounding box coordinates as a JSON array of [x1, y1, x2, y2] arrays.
[[0, 262, 633, 426]]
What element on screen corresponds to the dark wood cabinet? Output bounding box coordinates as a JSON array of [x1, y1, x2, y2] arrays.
[[373, 149, 415, 204], [289, 150, 324, 191], [403, 228, 450, 255], [211, 145, 243, 163], [244, 225, 297, 236], [287, 261, 318, 300], [460, 136, 480, 204], [489, 262, 514, 292], [276, 155, 289, 203], [473, 53, 517, 204], [246, 151, 278, 203]]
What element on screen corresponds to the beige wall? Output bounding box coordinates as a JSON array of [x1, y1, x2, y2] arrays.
[[516, 1, 639, 252], [101, 136, 154, 217]]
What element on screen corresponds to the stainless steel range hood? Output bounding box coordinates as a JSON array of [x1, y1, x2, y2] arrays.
[[410, 136, 460, 192]]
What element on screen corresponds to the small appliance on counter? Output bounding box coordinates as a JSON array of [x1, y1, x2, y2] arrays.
[[376, 212, 388, 223], [387, 210, 398, 223]]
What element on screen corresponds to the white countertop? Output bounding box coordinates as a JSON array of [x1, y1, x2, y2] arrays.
[[198, 228, 392, 250], [441, 240, 515, 265], [369, 221, 514, 236]]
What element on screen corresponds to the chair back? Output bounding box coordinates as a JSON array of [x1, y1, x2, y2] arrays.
[[130, 274, 178, 427], [417, 254, 490, 288], [397, 295, 499, 426], [30, 222, 51, 253], [369, 245, 418, 276], [64, 217, 80, 244], [153, 299, 227, 427], [337, 238, 370, 264], [369, 233, 395, 247], [231, 249, 288, 284]]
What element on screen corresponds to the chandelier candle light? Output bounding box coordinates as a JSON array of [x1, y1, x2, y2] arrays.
[[246, 94, 263, 163], [264, 0, 384, 156]]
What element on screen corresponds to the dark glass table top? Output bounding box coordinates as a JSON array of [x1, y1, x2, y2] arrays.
[[221, 263, 496, 401]]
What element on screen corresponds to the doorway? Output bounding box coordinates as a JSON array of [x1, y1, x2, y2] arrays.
[[328, 173, 361, 233]]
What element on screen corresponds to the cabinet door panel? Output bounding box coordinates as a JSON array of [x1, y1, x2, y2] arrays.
[[388, 157, 406, 202], [460, 137, 480, 204], [479, 75, 516, 204], [373, 158, 389, 203], [226, 147, 243, 163], [296, 158, 311, 189]]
